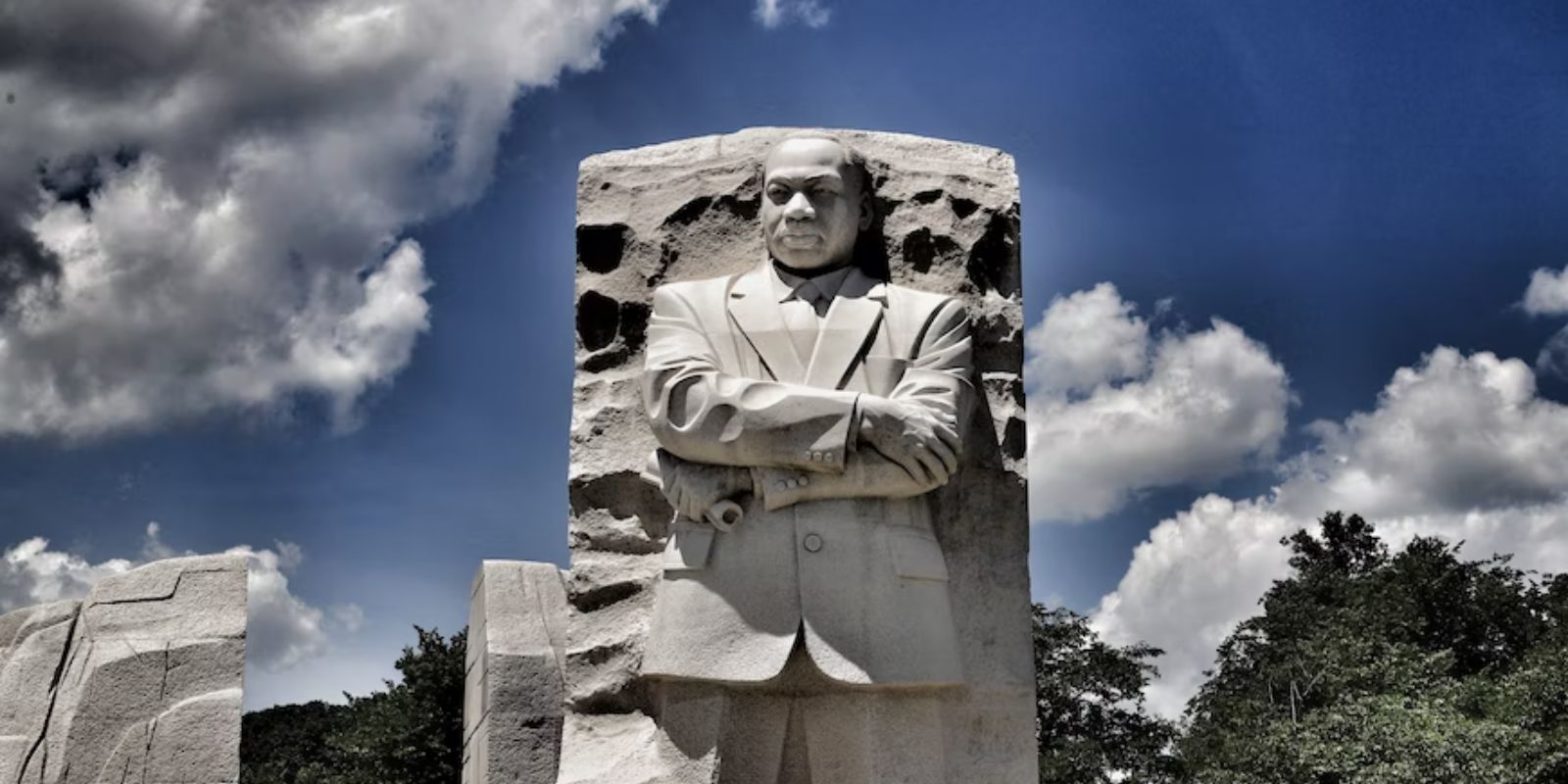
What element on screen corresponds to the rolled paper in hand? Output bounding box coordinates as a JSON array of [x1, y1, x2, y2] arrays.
[[705, 500, 744, 532]]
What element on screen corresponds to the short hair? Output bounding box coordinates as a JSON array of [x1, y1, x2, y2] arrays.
[[762, 131, 870, 195]]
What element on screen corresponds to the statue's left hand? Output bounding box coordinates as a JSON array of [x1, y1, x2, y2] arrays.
[[656, 451, 754, 526]]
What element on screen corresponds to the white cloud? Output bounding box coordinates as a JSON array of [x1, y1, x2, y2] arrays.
[[1089, 495, 1295, 718], [330, 603, 367, 634], [1027, 284, 1291, 522], [0, 525, 341, 673], [1525, 265, 1568, 379], [0, 537, 133, 611], [1278, 348, 1568, 518], [1522, 264, 1568, 316], [0, 0, 663, 438], [1091, 347, 1568, 719], [755, 0, 831, 29], [231, 542, 331, 672], [1026, 283, 1149, 396]]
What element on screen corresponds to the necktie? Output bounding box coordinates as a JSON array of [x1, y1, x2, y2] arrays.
[[784, 282, 824, 364]]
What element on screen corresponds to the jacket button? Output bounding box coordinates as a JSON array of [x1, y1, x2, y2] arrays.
[[802, 533, 823, 553]]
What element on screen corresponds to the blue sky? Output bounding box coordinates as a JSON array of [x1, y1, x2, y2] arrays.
[[3, 0, 1568, 713]]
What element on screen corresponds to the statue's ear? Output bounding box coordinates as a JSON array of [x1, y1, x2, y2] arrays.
[[857, 188, 874, 231]]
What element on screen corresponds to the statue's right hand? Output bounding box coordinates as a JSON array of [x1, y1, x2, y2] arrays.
[[856, 395, 961, 487], [657, 451, 754, 525]]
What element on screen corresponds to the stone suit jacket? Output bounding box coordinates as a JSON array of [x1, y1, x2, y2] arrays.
[[639, 261, 974, 687]]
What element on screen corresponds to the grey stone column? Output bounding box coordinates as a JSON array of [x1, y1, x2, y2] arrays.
[[463, 560, 569, 784]]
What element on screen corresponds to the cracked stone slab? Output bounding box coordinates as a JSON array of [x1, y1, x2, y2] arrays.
[[0, 554, 247, 784]]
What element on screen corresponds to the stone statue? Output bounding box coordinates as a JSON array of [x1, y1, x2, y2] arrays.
[[634, 134, 974, 782], [463, 128, 1036, 784]]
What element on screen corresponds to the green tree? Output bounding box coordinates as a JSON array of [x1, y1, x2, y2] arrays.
[[328, 626, 468, 784], [1178, 512, 1568, 783], [1034, 604, 1180, 783], [241, 626, 467, 784], [240, 701, 349, 784]]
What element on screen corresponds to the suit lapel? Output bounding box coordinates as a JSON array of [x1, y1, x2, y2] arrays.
[[727, 264, 807, 383], [805, 270, 885, 389]]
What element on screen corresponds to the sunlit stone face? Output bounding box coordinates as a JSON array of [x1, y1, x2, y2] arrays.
[[760, 137, 870, 269]]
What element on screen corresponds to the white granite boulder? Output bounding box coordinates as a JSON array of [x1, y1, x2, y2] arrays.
[[0, 554, 247, 784]]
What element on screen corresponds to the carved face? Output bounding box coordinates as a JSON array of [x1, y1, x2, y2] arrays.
[[760, 138, 871, 270]]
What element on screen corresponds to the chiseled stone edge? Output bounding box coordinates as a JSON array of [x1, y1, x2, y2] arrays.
[[464, 560, 569, 784]]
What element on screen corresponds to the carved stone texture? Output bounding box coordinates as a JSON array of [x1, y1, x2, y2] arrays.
[[464, 561, 569, 784], [0, 554, 247, 784], [564, 128, 1034, 782]]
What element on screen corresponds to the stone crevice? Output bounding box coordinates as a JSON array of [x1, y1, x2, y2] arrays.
[[0, 555, 246, 784], [15, 605, 78, 784]]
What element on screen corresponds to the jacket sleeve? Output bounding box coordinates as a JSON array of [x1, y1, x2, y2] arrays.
[[642, 283, 860, 472], [753, 296, 976, 509]]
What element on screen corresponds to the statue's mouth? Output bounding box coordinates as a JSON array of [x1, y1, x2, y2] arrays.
[[780, 233, 822, 249]]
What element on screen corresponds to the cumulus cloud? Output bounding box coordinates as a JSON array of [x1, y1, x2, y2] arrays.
[[1523, 264, 1568, 379], [1090, 495, 1295, 717], [1537, 329, 1568, 380], [232, 541, 332, 671], [1027, 284, 1291, 522], [1026, 283, 1150, 396], [1279, 349, 1568, 517], [755, 0, 831, 28], [0, 524, 343, 672], [0, 537, 133, 611], [1522, 264, 1568, 316], [0, 0, 663, 438], [1091, 348, 1568, 718]]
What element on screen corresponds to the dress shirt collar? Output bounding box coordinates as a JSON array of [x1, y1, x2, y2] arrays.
[[770, 261, 857, 305]]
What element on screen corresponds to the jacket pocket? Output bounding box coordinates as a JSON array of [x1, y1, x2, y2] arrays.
[[662, 526, 714, 571], [888, 529, 949, 582]]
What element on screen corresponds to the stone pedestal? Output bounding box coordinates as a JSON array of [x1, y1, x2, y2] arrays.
[[0, 554, 248, 784]]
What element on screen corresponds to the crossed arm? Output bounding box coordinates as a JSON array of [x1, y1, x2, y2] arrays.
[[641, 284, 975, 518]]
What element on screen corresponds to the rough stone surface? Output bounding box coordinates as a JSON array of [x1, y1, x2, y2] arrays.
[[0, 554, 247, 784], [562, 128, 1034, 782], [464, 561, 569, 784]]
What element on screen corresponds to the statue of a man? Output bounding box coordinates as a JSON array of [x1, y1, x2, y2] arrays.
[[639, 133, 973, 783]]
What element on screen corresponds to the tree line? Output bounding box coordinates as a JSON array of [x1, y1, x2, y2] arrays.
[[242, 512, 1568, 783]]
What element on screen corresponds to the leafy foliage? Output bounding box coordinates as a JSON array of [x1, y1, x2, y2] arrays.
[[239, 700, 348, 784], [1034, 604, 1180, 783], [240, 627, 466, 784], [1178, 512, 1568, 783]]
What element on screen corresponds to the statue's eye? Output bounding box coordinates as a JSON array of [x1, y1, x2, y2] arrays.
[[767, 185, 791, 202]]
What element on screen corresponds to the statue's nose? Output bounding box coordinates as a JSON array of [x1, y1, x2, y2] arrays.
[[783, 191, 814, 220]]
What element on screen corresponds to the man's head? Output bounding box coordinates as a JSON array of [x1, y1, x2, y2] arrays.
[[760, 134, 872, 270]]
